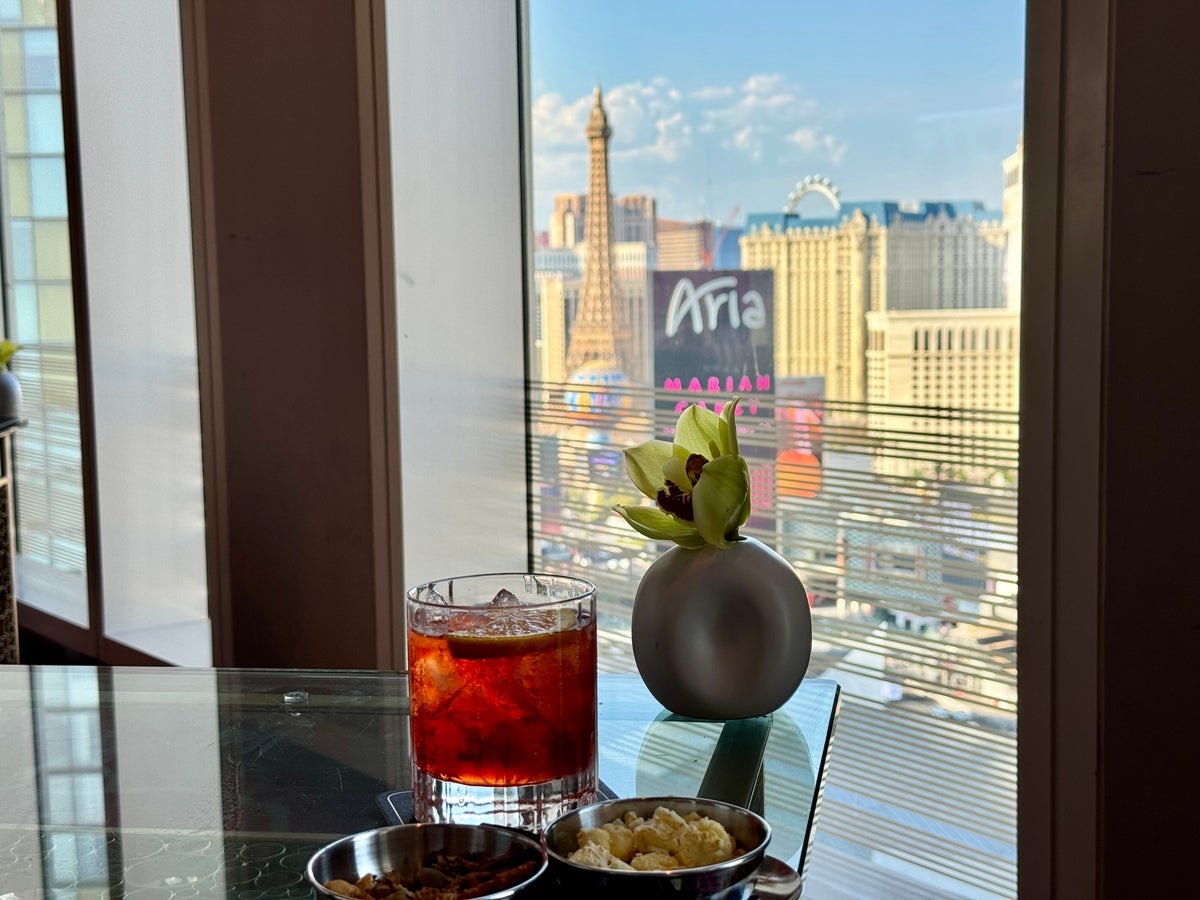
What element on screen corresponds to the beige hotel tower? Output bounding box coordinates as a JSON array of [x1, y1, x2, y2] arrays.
[[741, 146, 1023, 479]]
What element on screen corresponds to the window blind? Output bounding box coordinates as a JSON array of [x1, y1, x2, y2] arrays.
[[529, 381, 1018, 897]]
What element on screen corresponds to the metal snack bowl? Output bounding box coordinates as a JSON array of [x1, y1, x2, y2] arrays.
[[306, 822, 548, 899], [543, 796, 797, 899]]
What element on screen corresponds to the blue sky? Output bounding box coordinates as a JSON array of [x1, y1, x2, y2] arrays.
[[529, 0, 1025, 230]]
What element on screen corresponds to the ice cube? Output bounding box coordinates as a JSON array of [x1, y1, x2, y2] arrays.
[[489, 588, 523, 607], [415, 585, 452, 633]]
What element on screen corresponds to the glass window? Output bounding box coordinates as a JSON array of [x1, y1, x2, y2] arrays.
[[528, 1, 1022, 896], [32, 218, 69, 278], [12, 282, 39, 341], [6, 156, 31, 214], [4, 93, 26, 149], [27, 91, 62, 151], [1, 12, 89, 631], [1, 30, 21, 85], [36, 282, 72, 339], [10, 218, 34, 277], [29, 155, 67, 215], [0, 0, 209, 662], [22, 26, 56, 87]]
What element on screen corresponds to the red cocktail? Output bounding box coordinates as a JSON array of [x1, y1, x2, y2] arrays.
[[407, 574, 598, 829]]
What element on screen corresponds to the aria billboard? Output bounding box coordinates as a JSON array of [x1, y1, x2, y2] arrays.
[[652, 270, 775, 419], [653, 270, 776, 526]]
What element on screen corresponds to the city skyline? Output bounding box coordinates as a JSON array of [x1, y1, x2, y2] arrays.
[[530, 0, 1025, 230]]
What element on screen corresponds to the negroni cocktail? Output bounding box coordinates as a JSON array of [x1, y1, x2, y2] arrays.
[[407, 574, 598, 830]]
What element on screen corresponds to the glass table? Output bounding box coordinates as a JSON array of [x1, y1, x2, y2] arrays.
[[0, 667, 840, 899]]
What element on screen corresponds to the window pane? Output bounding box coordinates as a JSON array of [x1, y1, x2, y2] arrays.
[[4, 94, 26, 150], [32, 218, 69, 278], [20, 0, 53, 27], [1, 13, 88, 629], [21, 27, 56, 87], [1, 30, 21, 86], [384, 2, 529, 588], [67, 0, 210, 663], [12, 282, 38, 341], [29, 155, 66, 215], [37, 282, 72, 340], [10, 218, 33, 277], [529, 2, 1022, 897], [7, 156, 31, 215], [27, 92, 63, 152]]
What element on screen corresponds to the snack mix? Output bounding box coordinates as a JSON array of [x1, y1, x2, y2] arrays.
[[567, 805, 743, 871], [322, 847, 539, 899]]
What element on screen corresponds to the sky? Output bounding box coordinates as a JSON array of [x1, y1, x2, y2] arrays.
[[529, 0, 1026, 231]]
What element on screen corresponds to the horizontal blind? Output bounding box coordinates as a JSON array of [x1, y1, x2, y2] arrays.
[[10, 342, 89, 623], [529, 381, 1018, 898]]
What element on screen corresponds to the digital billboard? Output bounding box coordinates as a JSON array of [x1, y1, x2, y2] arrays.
[[653, 270, 776, 526], [776, 375, 825, 498]]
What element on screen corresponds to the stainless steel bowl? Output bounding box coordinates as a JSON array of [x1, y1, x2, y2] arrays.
[[543, 796, 784, 899], [306, 822, 548, 899]]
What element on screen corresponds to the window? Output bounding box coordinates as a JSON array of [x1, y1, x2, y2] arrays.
[[0, 1, 209, 663], [0, 0, 89, 628], [527, 2, 1022, 896]]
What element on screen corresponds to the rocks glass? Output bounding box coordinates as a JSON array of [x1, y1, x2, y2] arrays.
[[406, 573, 598, 831]]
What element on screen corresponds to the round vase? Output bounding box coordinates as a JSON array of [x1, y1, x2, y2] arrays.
[[0, 369, 21, 421], [630, 536, 813, 720]]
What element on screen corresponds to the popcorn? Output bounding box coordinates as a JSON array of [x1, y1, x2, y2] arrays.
[[630, 850, 679, 871], [567, 806, 741, 871], [677, 815, 735, 868], [567, 841, 634, 871], [576, 827, 611, 853], [633, 806, 688, 856], [601, 821, 636, 860]]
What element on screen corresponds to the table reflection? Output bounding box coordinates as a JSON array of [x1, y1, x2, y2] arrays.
[[0, 667, 838, 899]]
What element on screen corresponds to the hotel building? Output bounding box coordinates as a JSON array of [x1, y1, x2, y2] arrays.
[[741, 199, 1008, 404]]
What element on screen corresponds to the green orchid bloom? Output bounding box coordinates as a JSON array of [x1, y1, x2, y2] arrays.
[[613, 396, 751, 549], [0, 340, 22, 372]]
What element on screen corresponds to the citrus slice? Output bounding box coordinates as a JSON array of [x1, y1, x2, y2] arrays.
[[445, 629, 563, 660]]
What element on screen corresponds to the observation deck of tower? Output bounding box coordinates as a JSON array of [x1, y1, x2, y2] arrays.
[[564, 85, 631, 377]]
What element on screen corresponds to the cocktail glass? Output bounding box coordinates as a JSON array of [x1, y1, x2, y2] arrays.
[[406, 573, 598, 831]]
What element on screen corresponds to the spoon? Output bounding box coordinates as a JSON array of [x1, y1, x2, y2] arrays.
[[749, 855, 803, 899]]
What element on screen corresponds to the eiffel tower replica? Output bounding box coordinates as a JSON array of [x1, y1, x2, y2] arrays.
[[564, 86, 632, 377]]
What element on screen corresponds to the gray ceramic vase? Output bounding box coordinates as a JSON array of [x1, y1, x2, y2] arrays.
[[631, 536, 813, 720], [0, 369, 20, 421]]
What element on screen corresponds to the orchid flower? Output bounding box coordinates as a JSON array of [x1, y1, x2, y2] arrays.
[[613, 397, 751, 549]]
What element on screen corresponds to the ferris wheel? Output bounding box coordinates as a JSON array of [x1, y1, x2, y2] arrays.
[[782, 175, 841, 216]]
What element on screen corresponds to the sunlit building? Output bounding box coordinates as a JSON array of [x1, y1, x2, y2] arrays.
[[865, 306, 1021, 479], [742, 198, 1006, 403], [654, 218, 712, 270], [1002, 135, 1024, 310], [549, 192, 657, 249], [861, 150, 1024, 480]]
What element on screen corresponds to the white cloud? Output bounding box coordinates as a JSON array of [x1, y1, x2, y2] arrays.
[[742, 73, 787, 95], [531, 74, 843, 221], [726, 126, 763, 162], [535, 80, 693, 167], [786, 127, 848, 164], [690, 85, 735, 101], [787, 127, 821, 152], [532, 92, 595, 147], [613, 111, 691, 163], [698, 73, 840, 163]]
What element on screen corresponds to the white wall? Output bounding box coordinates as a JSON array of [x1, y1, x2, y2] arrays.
[[386, 1, 530, 585], [70, 0, 209, 662]]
